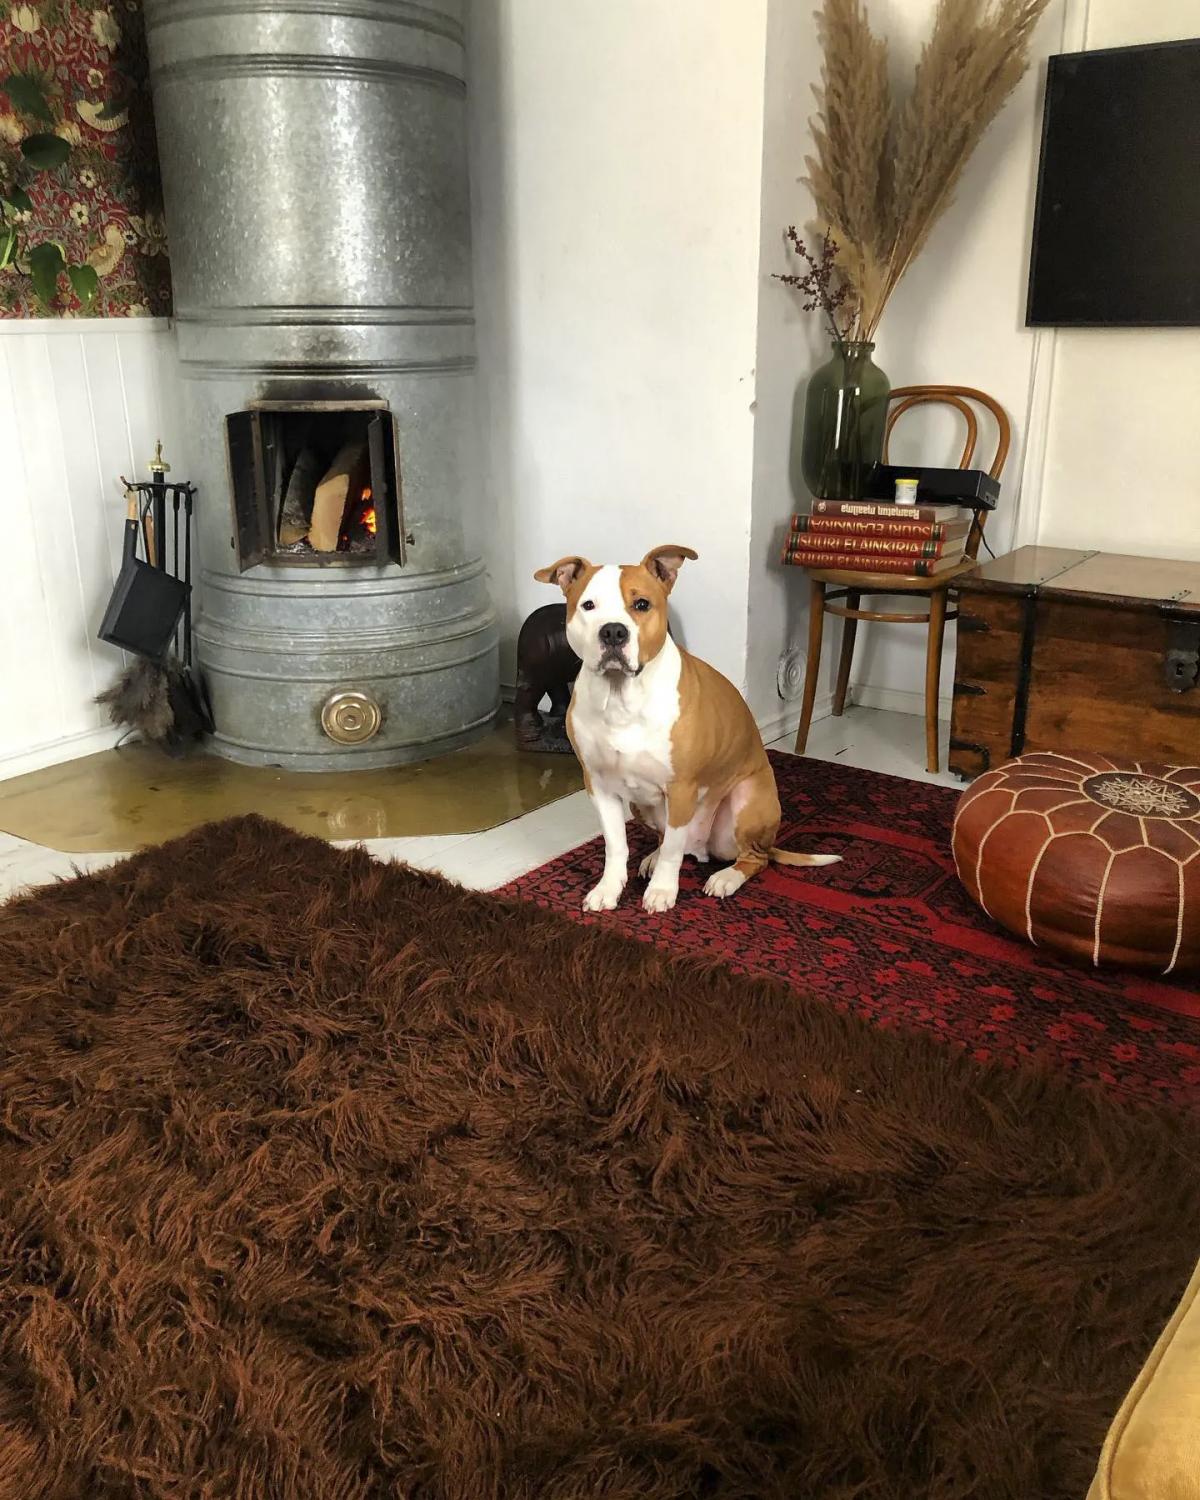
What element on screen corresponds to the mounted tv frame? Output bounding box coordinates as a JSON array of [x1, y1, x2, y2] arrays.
[[1026, 38, 1200, 329]]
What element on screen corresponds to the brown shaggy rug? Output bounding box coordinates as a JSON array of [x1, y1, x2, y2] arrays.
[[1, 817, 1198, 1500]]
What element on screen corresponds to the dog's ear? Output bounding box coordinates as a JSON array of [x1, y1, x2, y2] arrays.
[[534, 556, 591, 593], [641, 545, 698, 593]]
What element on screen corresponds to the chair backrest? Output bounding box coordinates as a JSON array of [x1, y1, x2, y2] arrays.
[[882, 385, 1011, 560]]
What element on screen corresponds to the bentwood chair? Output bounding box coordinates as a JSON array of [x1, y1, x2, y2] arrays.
[[792, 385, 1011, 774]]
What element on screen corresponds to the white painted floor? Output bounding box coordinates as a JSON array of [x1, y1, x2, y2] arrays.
[[0, 706, 960, 905]]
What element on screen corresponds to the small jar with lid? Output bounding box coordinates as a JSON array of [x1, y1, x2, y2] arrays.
[[894, 477, 919, 505]]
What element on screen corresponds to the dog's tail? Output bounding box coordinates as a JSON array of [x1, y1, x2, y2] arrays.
[[769, 848, 841, 867]]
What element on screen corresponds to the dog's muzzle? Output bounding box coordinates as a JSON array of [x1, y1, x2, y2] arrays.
[[597, 620, 638, 675]]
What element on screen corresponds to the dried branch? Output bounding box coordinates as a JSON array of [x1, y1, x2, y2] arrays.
[[784, 0, 1053, 341]]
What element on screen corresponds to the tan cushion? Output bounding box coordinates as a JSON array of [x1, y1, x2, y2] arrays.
[[1089, 1256, 1200, 1499]]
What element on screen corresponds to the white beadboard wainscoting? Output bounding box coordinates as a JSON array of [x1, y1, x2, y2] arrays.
[[0, 318, 184, 779]]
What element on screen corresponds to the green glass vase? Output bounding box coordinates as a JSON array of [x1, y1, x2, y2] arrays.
[[800, 340, 890, 500]]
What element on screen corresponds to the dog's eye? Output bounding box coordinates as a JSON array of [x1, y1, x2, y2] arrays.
[[580, 599, 596, 611], [632, 598, 651, 613]]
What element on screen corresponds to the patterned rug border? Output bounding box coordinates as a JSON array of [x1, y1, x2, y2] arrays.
[[503, 754, 1200, 1109]]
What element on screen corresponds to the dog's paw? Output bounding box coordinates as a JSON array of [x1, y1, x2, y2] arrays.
[[642, 883, 678, 914], [583, 879, 624, 913], [703, 866, 747, 900], [638, 848, 660, 880]]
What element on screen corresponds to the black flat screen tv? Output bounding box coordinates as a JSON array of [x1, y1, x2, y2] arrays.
[[1026, 39, 1200, 327]]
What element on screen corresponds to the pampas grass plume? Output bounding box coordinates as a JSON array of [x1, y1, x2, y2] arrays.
[[799, 0, 1053, 339]]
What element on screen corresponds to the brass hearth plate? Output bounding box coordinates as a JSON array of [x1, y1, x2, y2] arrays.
[[321, 691, 383, 745], [0, 717, 582, 855]]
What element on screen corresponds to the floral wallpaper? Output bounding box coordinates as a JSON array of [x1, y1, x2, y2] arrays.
[[0, 0, 171, 317]]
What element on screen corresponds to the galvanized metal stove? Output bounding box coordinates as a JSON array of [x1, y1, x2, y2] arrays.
[[144, 0, 498, 769]]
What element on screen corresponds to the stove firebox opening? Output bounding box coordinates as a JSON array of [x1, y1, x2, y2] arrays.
[[226, 401, 402, 570]]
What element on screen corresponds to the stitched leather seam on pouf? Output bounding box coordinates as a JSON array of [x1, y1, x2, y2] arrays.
[[952, 752, 1200, 975]]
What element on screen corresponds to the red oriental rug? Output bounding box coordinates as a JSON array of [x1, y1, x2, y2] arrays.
[[503, 754, 1200, 1110]]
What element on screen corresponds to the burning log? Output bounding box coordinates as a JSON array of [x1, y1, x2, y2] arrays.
[[308, 442, 368, 552], [339, 487, 378, 550]]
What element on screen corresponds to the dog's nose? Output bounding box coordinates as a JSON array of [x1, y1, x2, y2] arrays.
[[599, 622, 630, 649]]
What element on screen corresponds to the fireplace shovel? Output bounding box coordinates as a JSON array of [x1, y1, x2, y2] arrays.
[[98, 500, 188, 662], [96, 484, 210, 756]]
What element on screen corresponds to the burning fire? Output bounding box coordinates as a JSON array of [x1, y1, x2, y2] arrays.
[[361, 487, 377, 536]]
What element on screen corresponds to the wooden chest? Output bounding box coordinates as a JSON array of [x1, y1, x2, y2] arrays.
[[949, 547, 1200, 781]]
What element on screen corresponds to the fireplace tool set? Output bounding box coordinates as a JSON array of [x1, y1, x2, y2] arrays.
[[96, 442, 212, 754]]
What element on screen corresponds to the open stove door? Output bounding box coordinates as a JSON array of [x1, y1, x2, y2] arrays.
[[367, 412, 404, 567], [225, 410, 270, 571]]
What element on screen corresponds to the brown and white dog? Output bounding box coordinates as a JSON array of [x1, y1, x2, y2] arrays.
[[534, 545, 839, 913]]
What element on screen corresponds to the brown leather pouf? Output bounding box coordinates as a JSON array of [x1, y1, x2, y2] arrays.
[[953, 751, 1200, 975]]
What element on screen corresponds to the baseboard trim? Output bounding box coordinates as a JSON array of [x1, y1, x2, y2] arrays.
[[502, 682, 831, 751], [756, 693, 834, 747], [849, 684, 953, 719], [0, 726, 125, 782], [1, 691, 934, 783]]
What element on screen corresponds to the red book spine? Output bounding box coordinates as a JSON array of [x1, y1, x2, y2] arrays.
[[791, 514, 961, 541], [786, 531, 949, 557], [780, 547, 952, 576]]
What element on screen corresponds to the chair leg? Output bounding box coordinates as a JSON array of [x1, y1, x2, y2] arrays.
[[833, 590, 860, 716], [794, 577, 826, 754], [924, 587, 948, 774]]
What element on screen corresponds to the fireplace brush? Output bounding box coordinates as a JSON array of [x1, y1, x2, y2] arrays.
[[96, 444, 212, 755]]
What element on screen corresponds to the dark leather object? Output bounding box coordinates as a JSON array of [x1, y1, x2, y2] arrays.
[[514, 604, 581, 754], [953, 751, 1200, 974]]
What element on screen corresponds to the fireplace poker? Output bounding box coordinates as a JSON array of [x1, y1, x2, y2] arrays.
[[149, 439, 169, 574]]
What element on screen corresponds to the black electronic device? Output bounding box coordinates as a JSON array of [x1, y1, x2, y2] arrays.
[[864, 465, 1000, 510], [1027, 40, 1200, 327]]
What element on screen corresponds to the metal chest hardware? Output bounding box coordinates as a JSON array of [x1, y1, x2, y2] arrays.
[[1164, 621, 1200, 693], [949, 738, 991, 779], [1009, 594, 1038, 757]]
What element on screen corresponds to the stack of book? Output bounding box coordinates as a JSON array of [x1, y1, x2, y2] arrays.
[[781, 497, 974, 577]]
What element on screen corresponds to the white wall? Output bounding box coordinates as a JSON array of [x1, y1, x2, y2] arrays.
[[1033, 0, 1200, 560], [0, 320, 184, 777], [750, 0, 1200, 728], [7, 1, 1194, 783], [468, 0, 769, 690], [7, 1, 773, 781], [746, 0, 829, 729], [749, 0, 1068, 727], [846, 0, 1063, 713]]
